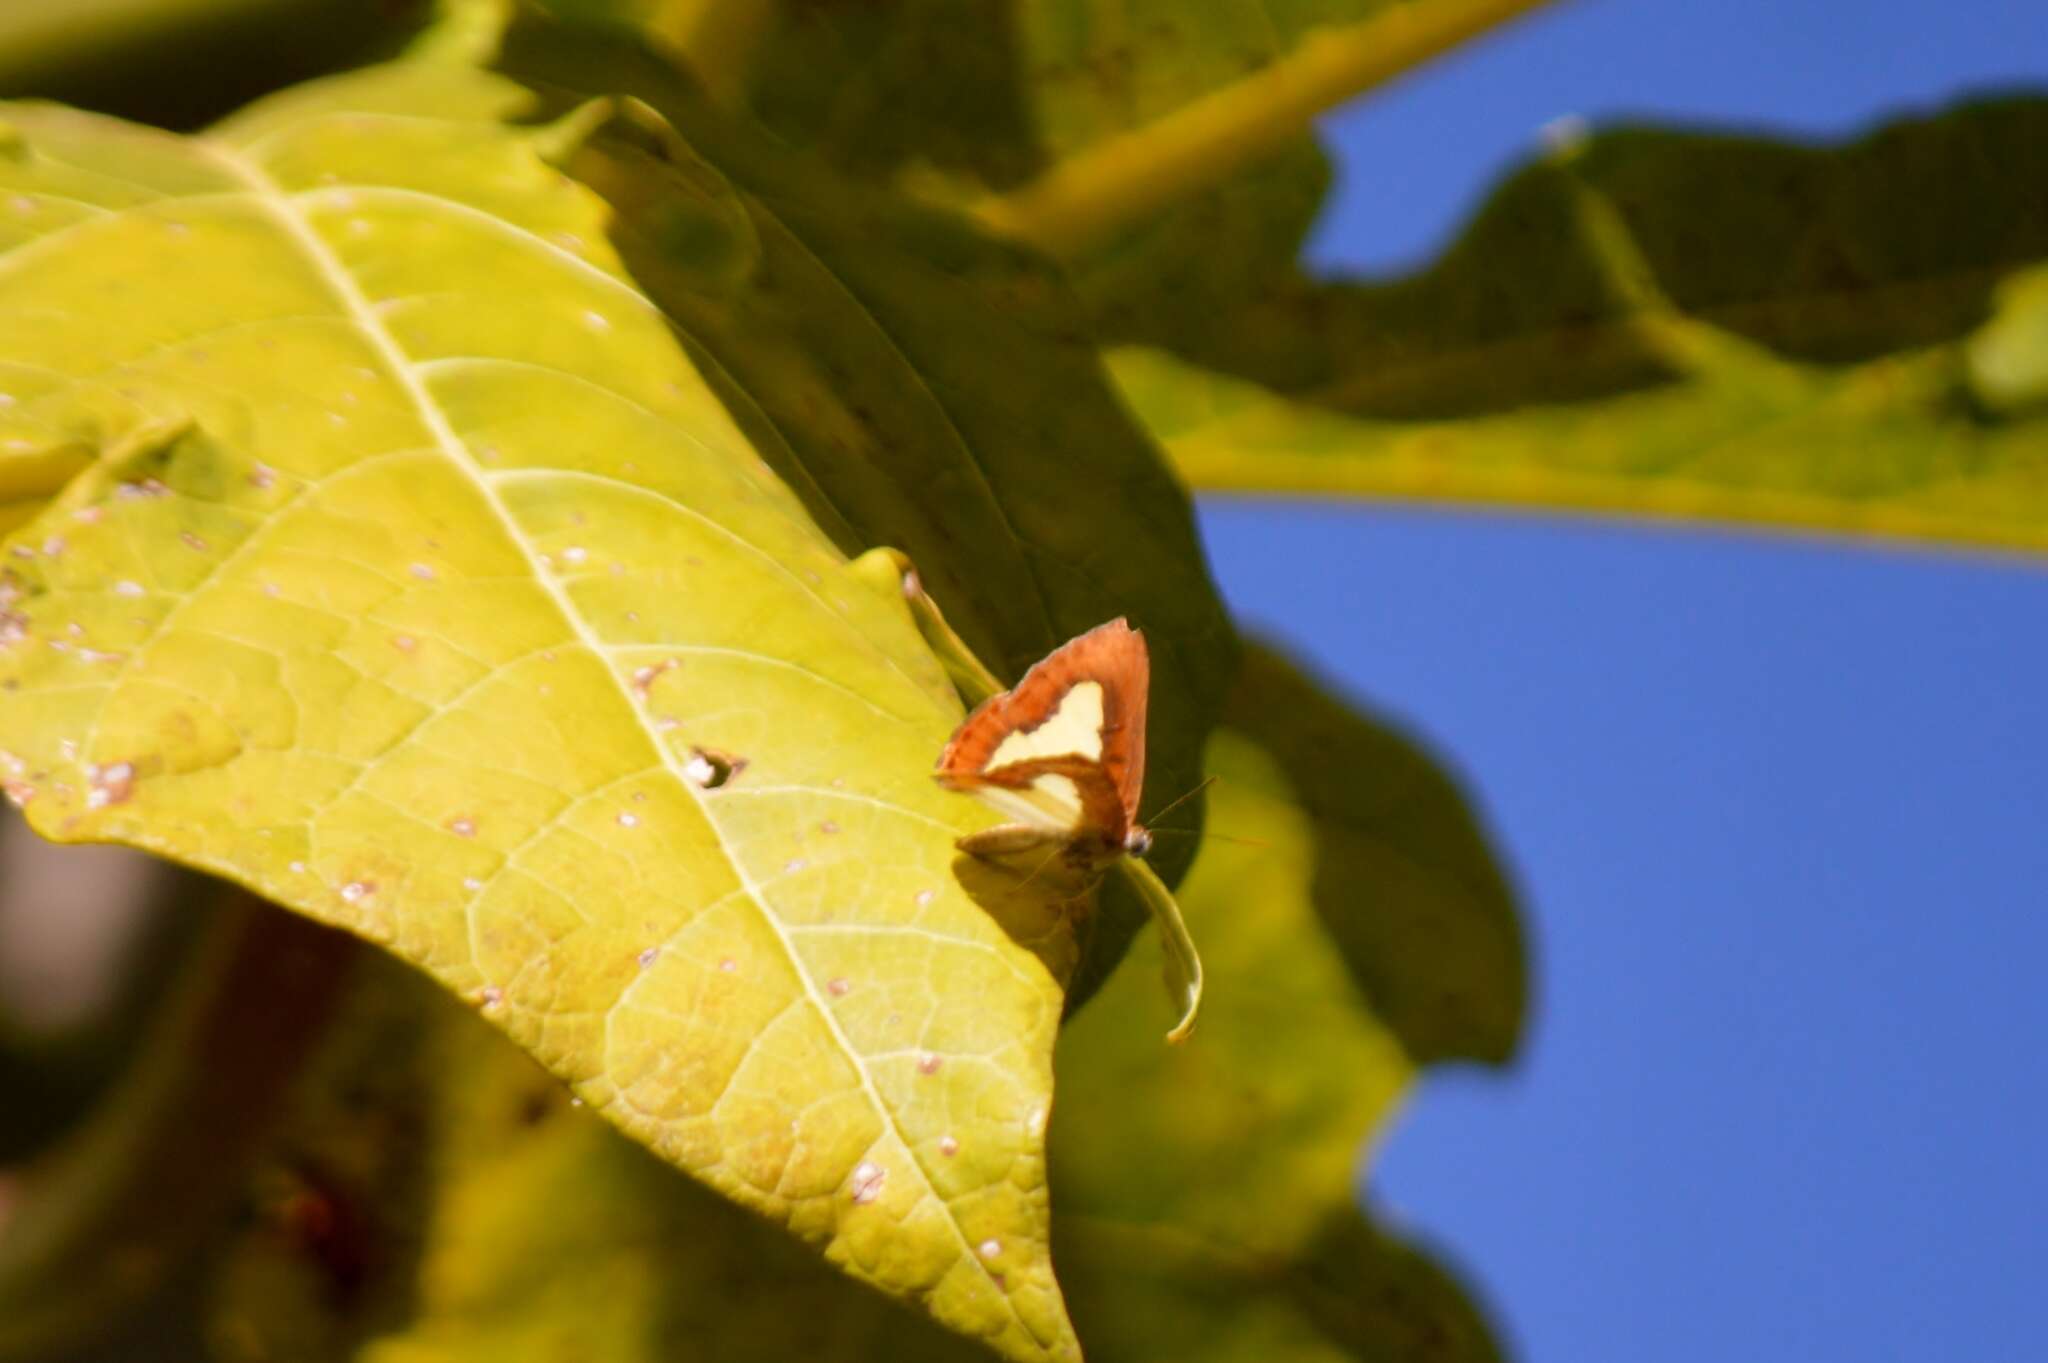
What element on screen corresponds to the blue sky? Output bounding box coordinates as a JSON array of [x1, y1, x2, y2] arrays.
[[1196, 2, 2048, 1359]]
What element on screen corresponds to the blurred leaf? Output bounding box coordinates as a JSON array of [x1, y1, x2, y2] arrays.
[[1222, 645, 1523, 1065], [0, 62, 1083, 1360], [0, 811, 207, 1158], [1094, 97, 2048, 399], [531, 0, 1554, 261], [196, 665, 1513, 1363], [493, 16, 1239, 1011], [1048, 716, 1506, 1362], [0, 0, 430, 132], [204, 953, 980, 1363], [1967, 262, 2048, 416], [1109, 98, 2048, 557], [963, 0, 1556, 259], [0, 893, 355, 1358]]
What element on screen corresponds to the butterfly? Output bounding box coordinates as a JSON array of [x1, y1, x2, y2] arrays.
[[935, 618, 1151, 868]]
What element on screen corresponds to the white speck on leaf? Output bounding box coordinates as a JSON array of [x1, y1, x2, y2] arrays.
[[850, 1161, 885, 1204], [86, 761, 135, 809]]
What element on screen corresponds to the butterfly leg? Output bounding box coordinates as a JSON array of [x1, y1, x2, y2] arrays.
[[955, 823, 1068, 858]]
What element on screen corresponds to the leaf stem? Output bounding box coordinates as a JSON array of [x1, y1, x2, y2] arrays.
[[853, 546, 1006, 706], [1113, 856, 1204, 1044], [973, 0, 1558, 261]]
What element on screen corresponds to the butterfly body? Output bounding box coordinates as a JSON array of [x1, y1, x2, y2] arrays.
[[936, 618, 1150, 870]]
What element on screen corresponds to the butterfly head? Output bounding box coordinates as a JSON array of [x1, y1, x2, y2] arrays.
[[1123, 825, 1153, 858]]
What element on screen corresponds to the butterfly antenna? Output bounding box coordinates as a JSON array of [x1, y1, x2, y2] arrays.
[[1146, 827, 1271, 850], [1142, 775, 1218, 833]]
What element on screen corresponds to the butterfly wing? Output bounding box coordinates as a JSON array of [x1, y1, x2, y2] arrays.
[[936, 618, 1149, 845]]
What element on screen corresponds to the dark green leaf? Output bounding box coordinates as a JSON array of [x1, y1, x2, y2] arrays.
[[494, 16, 1240, 1008], [1109, 98, 2048, 557]]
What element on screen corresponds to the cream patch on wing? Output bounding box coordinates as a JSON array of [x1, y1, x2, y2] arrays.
[[987, 681, 1104, 769], [965, 772, 1083, 834]]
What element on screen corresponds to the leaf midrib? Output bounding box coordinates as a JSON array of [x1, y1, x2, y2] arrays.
[[195, 133, 1034, 1336]]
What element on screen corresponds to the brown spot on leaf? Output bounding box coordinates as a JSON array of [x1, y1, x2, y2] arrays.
[[631, 658, 677, 696]]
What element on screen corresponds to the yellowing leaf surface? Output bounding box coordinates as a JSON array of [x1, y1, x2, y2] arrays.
[[188, 645, 1517, 1363], [0, 63, 1081, 1362]]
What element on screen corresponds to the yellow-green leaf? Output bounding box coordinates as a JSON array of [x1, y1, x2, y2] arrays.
[[192, 641, 1517, 1363], [1110, 98, 2048, 557], [0, 64, 1081, 1361]]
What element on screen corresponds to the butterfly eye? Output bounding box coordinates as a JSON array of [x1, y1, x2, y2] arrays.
[[1125, 828, 1153, 857]]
